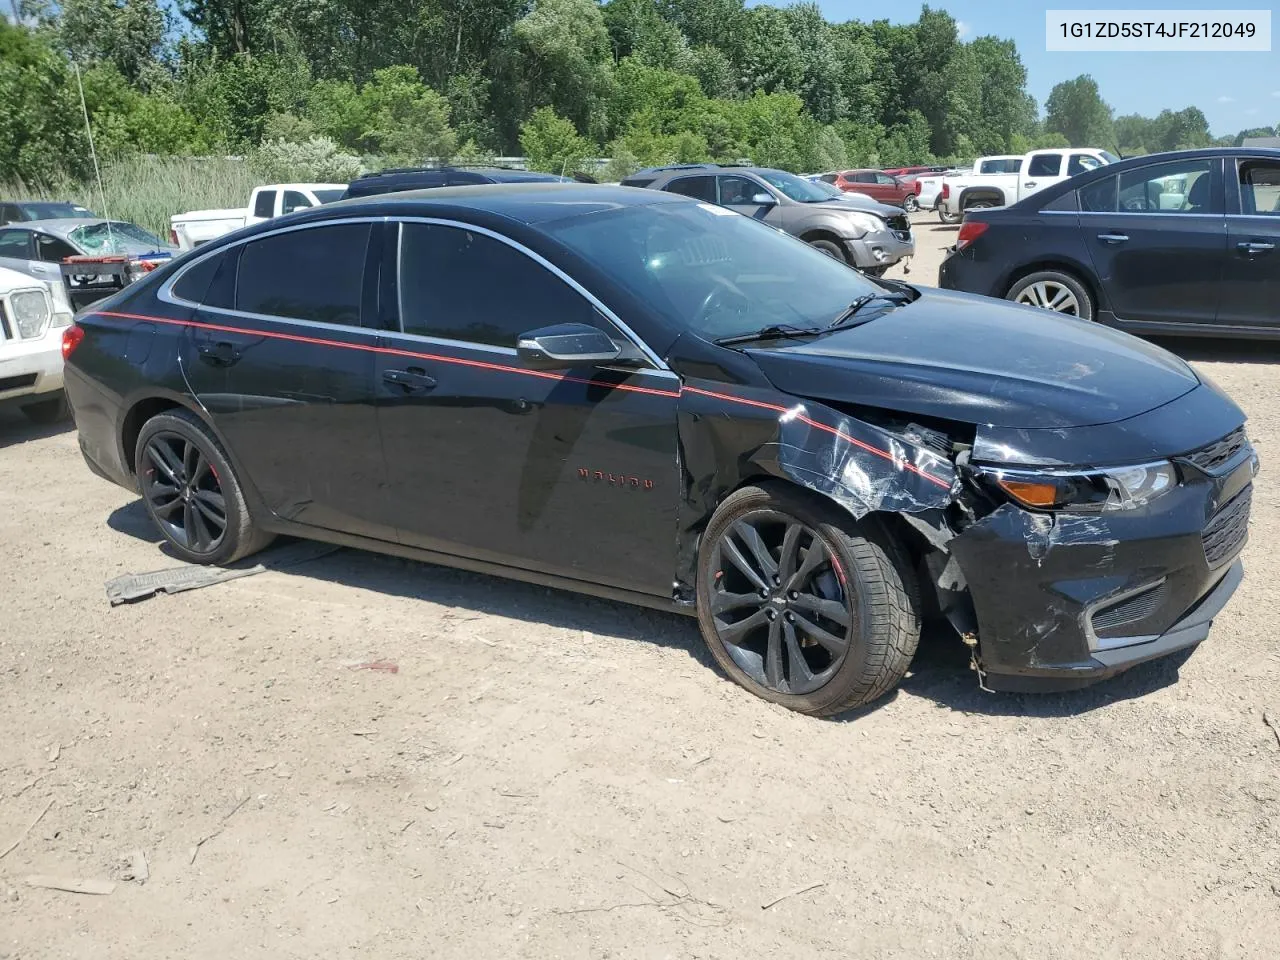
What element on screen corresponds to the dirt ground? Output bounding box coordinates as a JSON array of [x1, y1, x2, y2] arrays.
[[2, 216, 1278, 959]]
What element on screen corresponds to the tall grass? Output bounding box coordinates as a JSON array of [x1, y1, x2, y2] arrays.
[[0, 156, 263, 238]]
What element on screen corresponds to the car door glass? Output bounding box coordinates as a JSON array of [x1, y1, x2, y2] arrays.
[[0, 204, 19, 226], [236, 223, 370, 325], [1027, 155, 1062, 178], [854, 172, 874, 183], [280, 190, 311, 215], [35, 233, 77, 262], [1239, 161, 1280, 215], [1079, 175, 1117, 212], [875, 173, 895, 185], [397, 222, 605, 348], [0, 229, 31, 258], [718, 176, 763, 206], [252, 190, 276, 218], [665, 176, 717, 203], [1068, 154, 1102, 176], [1118, 159, 1215, 213]]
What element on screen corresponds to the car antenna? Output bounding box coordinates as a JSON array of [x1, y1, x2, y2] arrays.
[[73, 59, 113, 250]]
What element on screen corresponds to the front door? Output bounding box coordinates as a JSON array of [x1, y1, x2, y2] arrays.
[[1220, 157, 1280, 328], [372, 220, 681, 596], [718, 175, 785, 227], [1080, 157, 1226, 326], [177, 220, 394, 541]]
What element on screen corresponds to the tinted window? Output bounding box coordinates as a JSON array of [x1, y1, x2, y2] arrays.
[[622, 177, 656, 188], [854, 172, 875, 183], [281, 190, 311, 214], [665, 176, 717, 202], [0, 204, 19, 225], [252, 190, 276, 218], [1079, 176, 1117, 212], [34, 233, 77, 262], [1027, 154, 1063, 177], [1239, 160, 1280, 216], [236, 223, 370, 325], [718, 176, 763, 205], [875, 173, 895, 185], [0, 229, 31, 258], [1118, 159, 1215, 213], [1041, 189, 1077, 212], [397, 222, 600, 347], [1068, 154, 1103, 176], [172, 249, 227, 303], [978, 158, 1021, 174], [820, 174, 837, 183], [446, 170, 490, 186], [313, 189, 345, 204]]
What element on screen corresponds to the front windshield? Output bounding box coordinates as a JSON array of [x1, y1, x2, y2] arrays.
[[69, 221, 169, 255], [313, 189, 345, 204], [808, 180, 844, 198], [756, 170, 832, 203], [545, 199, 879, 341]]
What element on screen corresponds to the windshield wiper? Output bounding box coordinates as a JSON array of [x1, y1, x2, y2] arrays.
[[825, 291, 914, 329], [715, 323, 822, 346]]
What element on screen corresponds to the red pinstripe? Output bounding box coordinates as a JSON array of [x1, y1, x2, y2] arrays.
[[91, 310, 953, 489]]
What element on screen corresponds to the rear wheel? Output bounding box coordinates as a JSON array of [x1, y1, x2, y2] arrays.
[[937, 204, 961, 225], [696, 484, 921, 716], [134, 408, 274, 565], [1007, 270, 1094, 320], [964, 199, 996, 213], [902, 194, 919, 212], [807, 238, 849, 264], [21, 393, 69, 424]]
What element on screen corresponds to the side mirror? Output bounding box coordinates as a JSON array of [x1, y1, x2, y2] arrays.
[[751, 193, 777, 205], [516, 322, 623, 370]]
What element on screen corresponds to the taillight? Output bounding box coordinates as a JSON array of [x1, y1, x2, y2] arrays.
[[169, 228, 179, 245], [955, 220, 989, 251], [941, 183, 950, 199], [61, 323, 85, 360]]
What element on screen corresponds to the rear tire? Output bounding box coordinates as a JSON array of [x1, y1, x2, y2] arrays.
[[134, 408, 274, 565], [937, 205, 961, 225], [902, 194, 919, 212], [696, 483, 921, 717], [21, 393, 69, 424], [1007, 270, 1094, 320], [807, 238, 849, 265]]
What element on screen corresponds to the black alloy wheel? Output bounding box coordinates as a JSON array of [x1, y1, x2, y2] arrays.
[[142, 431, 228, 555]]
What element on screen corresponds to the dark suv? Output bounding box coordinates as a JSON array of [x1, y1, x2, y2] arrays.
[[342, 166, 571, 200], [1, 201, 95, 226], [620, 164, 913, 275]]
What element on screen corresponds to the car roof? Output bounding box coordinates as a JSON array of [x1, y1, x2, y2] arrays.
[[4, 218, 115, 236], [3, 200, 84, 208]]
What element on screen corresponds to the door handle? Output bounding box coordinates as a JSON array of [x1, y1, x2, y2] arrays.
[[382, 367, 437, 393], [1097, 233, 1129, 244], [1023, 181, 1036, 187], [197, 340, 239, 366], [1237, 240, 1275, 255]]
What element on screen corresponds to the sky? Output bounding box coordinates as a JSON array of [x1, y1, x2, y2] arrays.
[[810, 0, 1280, 136]]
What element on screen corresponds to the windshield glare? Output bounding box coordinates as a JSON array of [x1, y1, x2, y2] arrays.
[[69, 222, 168, 255], [756, 170, 832, 203], [546, 200, 879, 341]]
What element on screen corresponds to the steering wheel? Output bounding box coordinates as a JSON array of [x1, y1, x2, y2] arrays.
[[694, 275, 750, 329], [1122, 196, 1148, 212]]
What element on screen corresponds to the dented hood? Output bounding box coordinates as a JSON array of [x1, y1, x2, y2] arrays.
[[746, 288, 1199, 429]]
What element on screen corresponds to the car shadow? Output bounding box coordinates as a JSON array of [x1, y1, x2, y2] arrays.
[[0, 409, 73, 448], [1154, 337, 1280, 366]]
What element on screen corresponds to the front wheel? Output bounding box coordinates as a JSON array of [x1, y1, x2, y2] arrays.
[[696, 484, 921, 716], [1007, 270, 1094, 320], [902, 194, 919, 212], [807, 238, 849, 264], [134, 408, 274, 565]]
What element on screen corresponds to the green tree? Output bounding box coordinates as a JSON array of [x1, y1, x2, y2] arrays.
[[519, 106, 593, 173], [510, 0, 614, 141], [47, 0, 170, 85], [358, 66, 457, 161], [1044, 74, 1115, 149], [0, 18, 91, 183]]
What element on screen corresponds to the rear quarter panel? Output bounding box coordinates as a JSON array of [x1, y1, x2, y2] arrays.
[[949, 210, 1098, 303]]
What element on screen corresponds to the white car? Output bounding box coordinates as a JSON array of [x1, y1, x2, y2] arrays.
[[170, 183, 347, 251], [937, 149, 1119, 222], [0, 265, 74, 423]]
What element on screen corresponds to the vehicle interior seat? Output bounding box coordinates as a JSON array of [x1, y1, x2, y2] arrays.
[[1183, 173, 1211, 213]]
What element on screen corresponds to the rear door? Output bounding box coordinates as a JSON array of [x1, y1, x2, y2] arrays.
[[1080, 156, 1226, 326], [1220, 157, 1280, 328], [371, 219, 681, 596], [177, 219, 394, 540]]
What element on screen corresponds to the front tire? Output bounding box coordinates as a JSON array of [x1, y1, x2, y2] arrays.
[[807, 238, 849, 264], [21, 393, 69, 424], [134, 408, 274, 565], [1007, 270, 1094, 320], [696, 484, 921, 716]]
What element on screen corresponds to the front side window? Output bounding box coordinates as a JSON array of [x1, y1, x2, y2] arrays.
[[1027, 154, 1063, 177], [544, 201, 880, 343], [1239, 161, 1280, 216], [397, 222, 602, 347], [236, 223, 371, 325], [281, 190, 312, 215], [1079, 176, 1117, 212], [854, 172, 875, 183], [252, 190, 276, 218], [35, 233, 77, 262], [1118, 159, 1216, 213], [756, 170, 830, 202], [718, 176, 766, 206], [0, 204, 20, 225], [875, 173, 896, 186], [1068, 154, 1103, 176], [665, 176, 717, 203]]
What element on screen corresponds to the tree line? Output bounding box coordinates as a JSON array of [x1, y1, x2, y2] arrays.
[[2, 0, 1275, 189]]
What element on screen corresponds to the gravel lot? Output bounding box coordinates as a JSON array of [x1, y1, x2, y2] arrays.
[[2, 216, 1278, 958]]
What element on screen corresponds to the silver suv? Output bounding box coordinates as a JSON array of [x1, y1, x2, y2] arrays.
[[620, 165, 914, 276]]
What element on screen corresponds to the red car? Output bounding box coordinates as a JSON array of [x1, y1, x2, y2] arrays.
[[820, 170, 919, 211]]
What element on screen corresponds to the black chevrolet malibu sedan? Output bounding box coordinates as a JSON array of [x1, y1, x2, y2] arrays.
[[62, 184, 1256, 715]]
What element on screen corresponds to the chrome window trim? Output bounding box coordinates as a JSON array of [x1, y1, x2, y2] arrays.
[[1074, 210, 1225, 219]]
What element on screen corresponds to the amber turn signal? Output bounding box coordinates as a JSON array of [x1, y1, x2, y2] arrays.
[[996, 478, 1062, 509]]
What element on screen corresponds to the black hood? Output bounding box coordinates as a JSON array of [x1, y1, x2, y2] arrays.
[[746, 288, 1199, 429]]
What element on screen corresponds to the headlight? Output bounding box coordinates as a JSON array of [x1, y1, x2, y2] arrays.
[[9, 290, 52, 338], [841, 212, 885, 236], [980, 461, 1178, 512]]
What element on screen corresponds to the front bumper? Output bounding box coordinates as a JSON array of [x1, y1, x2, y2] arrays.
[[0, 334, 64, 406], [844, 229, 914, 270], [949, 439, 1254, 690]]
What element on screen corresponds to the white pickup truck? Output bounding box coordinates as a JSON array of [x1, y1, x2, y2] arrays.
[[937, 148, 1119, 223], [170, 183, 347, 251]]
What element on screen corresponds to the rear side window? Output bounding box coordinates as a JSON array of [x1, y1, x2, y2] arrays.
[[1239, 161, 1280, 216], [172, 249, 227, 304], [978, 158, 1021, 174], [665, 176, 717, 202], [1027, 154, 1063, 177], [252, 190, 276, 218], [621, 177, 655, 188], [397, 222, 601, 347], [236, 223, 371, 325], [1041, 190, 1077, 212]]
